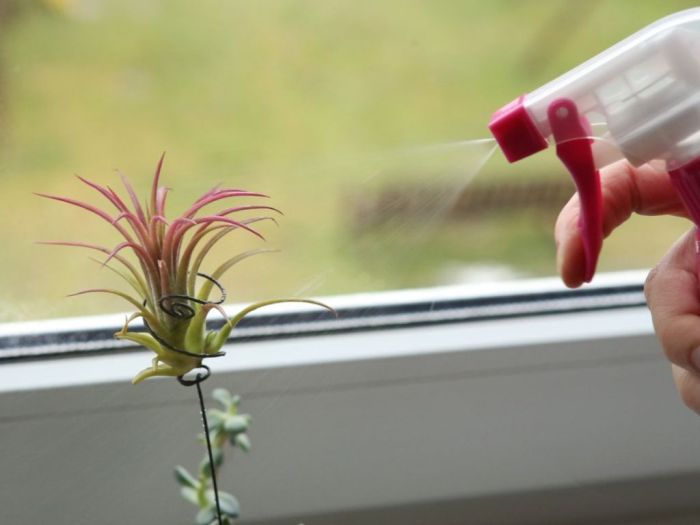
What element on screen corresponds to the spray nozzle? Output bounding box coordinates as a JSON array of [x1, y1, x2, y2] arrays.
[[489, 95, 548, 162]]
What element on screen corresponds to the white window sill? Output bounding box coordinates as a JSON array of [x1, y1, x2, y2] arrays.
[[3, 270, 700, 524]]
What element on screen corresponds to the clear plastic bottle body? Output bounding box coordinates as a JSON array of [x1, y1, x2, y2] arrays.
[[523, 8, 700, 168]]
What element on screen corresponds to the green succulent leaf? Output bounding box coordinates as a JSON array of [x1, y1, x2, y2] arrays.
[[174, 465, 199, 489], [206, 408, 226, 426], [205, 491, 240, 518], [207, 519, 233, 525], [200, 448, 224, 476], [213, 491, 240, 518], [223, 415, 249, 435], [180, 487, 199, 505], [234, 433, 252, 452], [212, 388, 233, 408], [196, 506, 217, 525], [215, 449, 224, 467]]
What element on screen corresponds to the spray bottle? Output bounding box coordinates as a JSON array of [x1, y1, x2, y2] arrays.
[[489, 8, 700, 282]]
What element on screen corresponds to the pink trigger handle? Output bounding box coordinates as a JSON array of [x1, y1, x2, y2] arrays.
[[547, 98, 603, 283]]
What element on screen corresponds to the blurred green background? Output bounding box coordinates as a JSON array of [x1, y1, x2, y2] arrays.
[[0, 0, 693, 321]]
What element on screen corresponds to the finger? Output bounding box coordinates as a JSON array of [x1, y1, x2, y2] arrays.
[[555, 160, 688, 287], [672, 364, 700, 414], [645, 229, 700, 372]]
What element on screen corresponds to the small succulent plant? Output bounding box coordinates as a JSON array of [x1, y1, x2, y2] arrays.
[[39, 154, 331, 383], [175, 388, 250, 525]]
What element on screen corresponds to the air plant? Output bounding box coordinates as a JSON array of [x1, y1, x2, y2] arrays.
[[38, 153, 331, 383]]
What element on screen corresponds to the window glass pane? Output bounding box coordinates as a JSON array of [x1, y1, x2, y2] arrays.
[[0, 0, 690, 321]]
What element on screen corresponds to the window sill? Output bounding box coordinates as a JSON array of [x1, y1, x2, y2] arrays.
[[3, 270, 700, 524]]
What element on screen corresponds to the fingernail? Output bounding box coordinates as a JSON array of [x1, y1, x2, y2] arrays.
[[691, 347, 700, 372]]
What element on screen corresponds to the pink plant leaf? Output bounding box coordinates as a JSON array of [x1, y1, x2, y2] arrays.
[[160, 216, 199, 268], [163, 215, 264, 276], [118, 171, 147, 226], [157, 259, 171, 298], [113, 210, 155, 256], [183, 217, 271, 258], [176, 215, 265, 270], [37, 240, 150, 294], [151, 215, 169, 227], [149, 210, 170, 250], [185, 217, 278, 295], [193, 183, 223, 204], [181, 190, 268, 219], [111, 211, 130, 226], [104, 241, 157, 283], [155, 186, 169, 217], [107, 186, 130, 212], [87, 256, 149, 304], [217, 204, 283, 218], [35, 192, 136, 244], [150, 152, 166, 217], [36, 193, 115, 226], [192, 215, 265, 239], [110, 210, 150, 239], [76, 175, 126, 211]]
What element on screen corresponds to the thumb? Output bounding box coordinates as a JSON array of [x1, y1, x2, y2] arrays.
[[644, 228, 700, 373]]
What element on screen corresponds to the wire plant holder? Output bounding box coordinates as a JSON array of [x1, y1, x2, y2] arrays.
[[143, 272, 228, 359], [146, 273, 229, 524]]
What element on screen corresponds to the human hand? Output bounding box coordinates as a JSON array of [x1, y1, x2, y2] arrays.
[[554, 160, 700, 413]]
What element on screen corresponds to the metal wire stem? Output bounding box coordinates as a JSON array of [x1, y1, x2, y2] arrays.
[[178, 368, 223, 525]]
